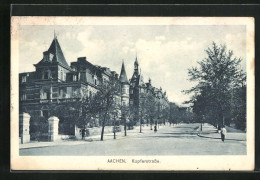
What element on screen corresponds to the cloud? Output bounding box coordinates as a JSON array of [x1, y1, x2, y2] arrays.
[[155, 36, 166, 41], [125, 37, 207, 104]]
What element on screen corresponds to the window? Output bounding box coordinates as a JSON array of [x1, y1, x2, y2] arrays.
[[66, 87, 72, 98], [72, 87, 77, 96], [22, 76, 26, 83], [61, 70, 63, 81], [44, 72, 49, 79], [95, 79, 97, 85], [122, 88, 126, 94], [42, 110, 49, 118], [59, 88, 66, 98], [41, 89, 51, 100], [49, 53, 54, 61], [73, 75, 77, 81], [122, 101, 126, 106], [130, 89, 133, 94], [63, 72, 66, 81], [21, 93, 27, 101]]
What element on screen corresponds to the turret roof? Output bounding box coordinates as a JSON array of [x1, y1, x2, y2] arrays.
[[119, 61, 129, 84], [47, 37, 69, 67], [135, 56, 139, 65], [36, 36, 70, 69]]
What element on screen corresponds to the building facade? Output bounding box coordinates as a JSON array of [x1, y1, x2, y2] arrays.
[[19, 35, 169, 138]]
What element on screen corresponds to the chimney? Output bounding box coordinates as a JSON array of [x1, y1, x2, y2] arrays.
[[115, 74, 119, 79], [78, 57, 87, 64], [43, 51, 49, 61]]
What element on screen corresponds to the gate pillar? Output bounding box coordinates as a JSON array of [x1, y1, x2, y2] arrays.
[[48, 116, 59, 141], [19, 113, 31, 144]]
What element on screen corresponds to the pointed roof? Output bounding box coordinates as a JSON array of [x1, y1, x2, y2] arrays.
[[134, 55, 139, 66], [47, 37, 69, 67], [119, 61, 129, 84]]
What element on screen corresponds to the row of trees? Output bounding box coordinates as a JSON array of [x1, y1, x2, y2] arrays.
[[45, 77, 171, 141], [185, 42, 246, 130]]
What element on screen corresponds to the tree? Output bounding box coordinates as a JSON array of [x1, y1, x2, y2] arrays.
[[185, 42, 245, 128], [119, 105, 128, 136], [138, 92, 147, 133], [48, 88, 100, 137], [161, 106, 169, 125], [74, 93, 101, 132], [96, 77, 121, 141], [143, 93, 157, 130], [169, 102, 179, 125], [231, 84, 246, 130]]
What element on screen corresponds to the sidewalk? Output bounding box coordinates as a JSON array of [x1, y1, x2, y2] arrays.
[[20, 125, 156, 149], [197, 123, 246, 141]]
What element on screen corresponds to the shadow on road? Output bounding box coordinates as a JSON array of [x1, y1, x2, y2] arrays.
[[161, 132, 199, 135], [140, 135, 197, 138]]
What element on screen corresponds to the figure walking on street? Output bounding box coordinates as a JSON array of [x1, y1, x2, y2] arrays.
[[81, 128, 85, 140], [220, 126, 227, 142], [154, 125, 157, 132]]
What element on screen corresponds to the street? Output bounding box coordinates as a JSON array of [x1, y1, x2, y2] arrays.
[[20, 123, 246, 156]]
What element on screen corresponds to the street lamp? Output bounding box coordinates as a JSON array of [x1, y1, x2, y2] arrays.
[[113, 111, 117, 139]]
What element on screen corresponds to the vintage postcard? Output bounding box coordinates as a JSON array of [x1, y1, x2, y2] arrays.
[[11, 17, 255, 171]]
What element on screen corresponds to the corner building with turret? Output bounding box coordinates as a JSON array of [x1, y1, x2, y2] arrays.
[[19, 34, 169, 139]]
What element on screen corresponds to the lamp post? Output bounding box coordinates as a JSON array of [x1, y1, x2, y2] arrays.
[[124, 112, 127, 136], [112, 109, 119, 140]]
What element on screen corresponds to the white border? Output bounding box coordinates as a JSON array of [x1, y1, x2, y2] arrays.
[[11, 17, 255, 171]]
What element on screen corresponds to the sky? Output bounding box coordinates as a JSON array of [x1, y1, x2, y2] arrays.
[[18, 25, 246, 105]]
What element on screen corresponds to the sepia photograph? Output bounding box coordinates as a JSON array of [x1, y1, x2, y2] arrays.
[[11, 17, 255, 170]]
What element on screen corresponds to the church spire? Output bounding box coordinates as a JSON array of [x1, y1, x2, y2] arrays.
[[119, 60, 129, 84], [134, 54, 139, 75], [134, 53, 139, 66]]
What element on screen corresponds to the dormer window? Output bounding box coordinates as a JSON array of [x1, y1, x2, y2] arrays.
[[60, 70, 63, 81], [49, 53, 54, 61]]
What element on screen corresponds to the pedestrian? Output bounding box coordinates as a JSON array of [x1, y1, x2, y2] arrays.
[[81, 128, 85, 140], [154, 125, 157, 132], [220, 126, 227, 142]]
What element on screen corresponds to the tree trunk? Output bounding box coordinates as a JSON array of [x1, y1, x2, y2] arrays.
[[124, 116, 127, 136], [113, 116, 116, 139], [100, 125, 105, 141], [100, 113, 107, 141], [140, 123, 142, 133], [140, 114, 142, 133]]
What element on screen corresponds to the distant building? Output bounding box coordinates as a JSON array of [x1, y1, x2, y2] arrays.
[[129, 56, 169, 123], [19, 34, 169, 138]]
